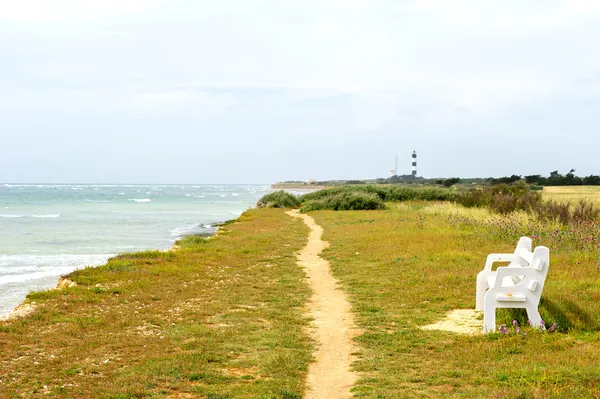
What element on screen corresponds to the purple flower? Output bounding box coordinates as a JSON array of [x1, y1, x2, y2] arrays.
[[512, 320, 518, 327], [548, 322, 557, 332], [516, 327, 521, 333], [541, 320, 546, 328]]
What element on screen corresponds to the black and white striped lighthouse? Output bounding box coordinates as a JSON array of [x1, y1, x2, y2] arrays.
[[411, 150, 417, 177]]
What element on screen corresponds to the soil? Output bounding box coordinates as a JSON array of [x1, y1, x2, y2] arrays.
[[287, 210, 358, 399]]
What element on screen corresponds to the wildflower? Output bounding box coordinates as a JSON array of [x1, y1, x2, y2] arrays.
[[540, 320, 546, 329], [548, 322, 557, 332], [516, 327, 521, 334]]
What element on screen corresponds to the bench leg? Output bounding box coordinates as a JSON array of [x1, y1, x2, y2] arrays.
[[526, 305, 543, 329], [483, 301, 496, 333], [476, 272, 487, 311]]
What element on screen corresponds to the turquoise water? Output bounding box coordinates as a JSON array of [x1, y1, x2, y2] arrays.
[[0, 184, 269, 316]]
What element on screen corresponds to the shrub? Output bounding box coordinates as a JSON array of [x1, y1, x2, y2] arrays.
[[572, 199, 600, 222], [257, 191, 300, 209], [458, 184, 600, 224], [533, 200, 571, 224], [300, 192, 385, 212], [457, 183, 543, 214], [534, 199, 600, 224], [300, 185, 455, 204], [443, 178, 460, 187]]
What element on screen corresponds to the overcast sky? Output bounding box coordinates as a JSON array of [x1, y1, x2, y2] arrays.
[[1, 0, 599, 183]]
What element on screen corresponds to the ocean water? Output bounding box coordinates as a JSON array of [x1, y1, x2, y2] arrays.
[[0, 184, 269, 317]]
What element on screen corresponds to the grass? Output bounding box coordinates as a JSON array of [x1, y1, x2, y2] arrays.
[[310, 199, 600, 398], [2, 186, 600, 398], [542, 186, 600, 204], [0, 209, 312, 398]]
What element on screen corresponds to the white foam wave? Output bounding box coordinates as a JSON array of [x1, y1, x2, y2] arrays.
[[128, 199, 152, 203], [169, 224, 200, 238], [32, 214, 60, 218], [0, 254, 112, 286], [0, 214, 24, 218]]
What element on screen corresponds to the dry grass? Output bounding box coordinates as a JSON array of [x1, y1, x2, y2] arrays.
[[0, 209, 312, 399], [543, 186, 600, 204], [311, 202, 600, 398]]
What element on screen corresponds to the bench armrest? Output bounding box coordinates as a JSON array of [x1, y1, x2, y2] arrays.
[[492, 267, 536, 289], [483, 254, 519, 271]]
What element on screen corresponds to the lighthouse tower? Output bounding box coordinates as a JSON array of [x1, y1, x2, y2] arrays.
[[411, 151, 417, 177]]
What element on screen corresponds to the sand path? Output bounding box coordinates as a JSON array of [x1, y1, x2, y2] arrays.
[[287, 210, 358, 399]]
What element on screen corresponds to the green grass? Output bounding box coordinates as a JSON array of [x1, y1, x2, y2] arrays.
[[311, 202, 600, 398], [0, 209, 312, 398]]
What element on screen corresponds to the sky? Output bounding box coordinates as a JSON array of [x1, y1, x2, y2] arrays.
[[1, 0, 599, 184]]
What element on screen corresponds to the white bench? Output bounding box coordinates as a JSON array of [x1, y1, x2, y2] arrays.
[[475, 237, 550, 333]]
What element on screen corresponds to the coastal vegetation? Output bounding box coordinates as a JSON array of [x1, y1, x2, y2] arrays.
[[256, 190, 301, 209], [300, 192, 385, 212], [0, 210, 312, 398], [274, 169, 600, 188], [2, 186, 599, 398], [258, 185, 456, 212], [312, 191, 600, 398]]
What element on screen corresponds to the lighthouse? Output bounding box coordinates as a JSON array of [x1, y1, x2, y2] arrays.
[[412, 151, 417, 177]]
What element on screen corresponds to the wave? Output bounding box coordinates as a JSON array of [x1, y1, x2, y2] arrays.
[[0, 214, 60, 218], [169, 224, 200, 238], [128, 199, 152, 203], [0, 254, 112, 286]]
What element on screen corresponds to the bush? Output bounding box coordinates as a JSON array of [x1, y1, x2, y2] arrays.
[[443, 178, 460, 187], [457, 183, 543, 214], [300, 192, 385, 212], [257, 191, 300, 209], [458, 184, 600, 224], [572, 199, 600, 222], [300, 185, 455, 203], [534, 199, 600, 224]]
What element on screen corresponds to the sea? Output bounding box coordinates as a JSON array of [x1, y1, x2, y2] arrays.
[[0, 184, 270, 317]]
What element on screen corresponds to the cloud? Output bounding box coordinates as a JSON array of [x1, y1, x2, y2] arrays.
[[0, 0, 160, 23], [1, 0, 599, 182]]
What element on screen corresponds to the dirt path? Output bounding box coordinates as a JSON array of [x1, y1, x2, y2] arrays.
[[287, 210, 358, 399]]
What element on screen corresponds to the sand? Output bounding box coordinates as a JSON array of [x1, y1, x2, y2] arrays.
[[287, 210, 359, 399]]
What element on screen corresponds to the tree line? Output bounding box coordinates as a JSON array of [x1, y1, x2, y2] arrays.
[[488, 170, 600, 186]]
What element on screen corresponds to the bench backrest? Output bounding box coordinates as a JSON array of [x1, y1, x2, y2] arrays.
[[525, 246, 550, 305], [512, 237, 532, 267]]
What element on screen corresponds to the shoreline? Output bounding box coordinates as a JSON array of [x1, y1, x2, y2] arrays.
[[271, 183, 327, 190], [0, 220, 228, 322]]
